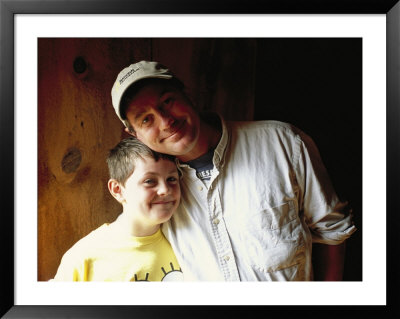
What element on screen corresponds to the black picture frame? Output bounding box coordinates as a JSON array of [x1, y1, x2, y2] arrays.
[[1, 0, 399, 318]]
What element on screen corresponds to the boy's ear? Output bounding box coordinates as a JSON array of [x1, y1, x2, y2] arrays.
[[108, 179, 125, 204], [124, 127, 136, 137]]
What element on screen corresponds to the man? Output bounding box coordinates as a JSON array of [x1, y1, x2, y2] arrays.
[[111, 60, 356, 281]]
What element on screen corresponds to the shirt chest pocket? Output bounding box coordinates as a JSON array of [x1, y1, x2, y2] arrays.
[[244, 200, 306, 273], [249, 200, 304, 245], [259, 201, 298, 230]]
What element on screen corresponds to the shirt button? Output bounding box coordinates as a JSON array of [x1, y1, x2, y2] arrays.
[[198, 185, 203, 191], [213, 218, 220, 225], [224, 255, 230, 262]]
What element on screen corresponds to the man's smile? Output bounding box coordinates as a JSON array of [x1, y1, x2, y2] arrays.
[[161, 120, 186, 142]]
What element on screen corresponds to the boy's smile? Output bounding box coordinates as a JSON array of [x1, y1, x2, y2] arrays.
[[118, 156, 180, 236]]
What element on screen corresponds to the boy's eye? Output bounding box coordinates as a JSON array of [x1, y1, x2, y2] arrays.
[[144, 179, 156, 185], [167, 176, 178, 183]]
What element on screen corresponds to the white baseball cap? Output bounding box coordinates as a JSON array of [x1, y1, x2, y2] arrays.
[[111, 61, 177, 127]]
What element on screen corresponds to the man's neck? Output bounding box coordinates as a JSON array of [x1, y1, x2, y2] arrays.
[[177, 118, 222, 163]]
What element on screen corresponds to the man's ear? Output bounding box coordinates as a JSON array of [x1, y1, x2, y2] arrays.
[[124, 127, 136, 137], [108, 179, 125, 204]]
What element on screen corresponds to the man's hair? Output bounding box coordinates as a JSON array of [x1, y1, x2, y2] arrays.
[[120, 78, 184, 134], [106, 137, 176, 186]]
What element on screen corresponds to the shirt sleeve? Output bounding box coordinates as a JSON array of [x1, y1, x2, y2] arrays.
[[294, 129, 357, 245], [52, 250, 88, 281]]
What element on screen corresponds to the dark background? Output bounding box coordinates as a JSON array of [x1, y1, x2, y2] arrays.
[[254, 38, 362, 280]]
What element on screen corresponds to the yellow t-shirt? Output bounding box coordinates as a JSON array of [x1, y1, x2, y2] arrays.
[[53, 223, 183, 281]]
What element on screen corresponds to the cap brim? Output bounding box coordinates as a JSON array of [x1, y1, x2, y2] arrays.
[[114, 74, 173, 121]]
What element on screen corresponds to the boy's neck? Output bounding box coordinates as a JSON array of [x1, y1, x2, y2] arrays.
[[114, 212, 160, 237]]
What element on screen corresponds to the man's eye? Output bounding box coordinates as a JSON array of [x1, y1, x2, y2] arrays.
[[163, 97, 173, 107], [141, 115, 152, 126]]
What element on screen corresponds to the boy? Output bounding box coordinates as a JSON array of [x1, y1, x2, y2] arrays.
[[52, 137, 183, 281]]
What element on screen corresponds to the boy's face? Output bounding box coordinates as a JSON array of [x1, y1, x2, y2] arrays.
[[119, 156, 180, 235], [124, 81, 201, 158]]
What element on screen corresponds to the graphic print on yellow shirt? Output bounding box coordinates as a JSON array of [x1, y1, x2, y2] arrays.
[[132, 262, 183, 282], [53, 223, 183, 282]]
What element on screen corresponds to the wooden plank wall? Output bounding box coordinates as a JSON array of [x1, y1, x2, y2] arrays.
[[38, 38, 257, 281]]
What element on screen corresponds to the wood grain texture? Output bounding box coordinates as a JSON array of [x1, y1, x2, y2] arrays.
[[38, 38, 256, 280]]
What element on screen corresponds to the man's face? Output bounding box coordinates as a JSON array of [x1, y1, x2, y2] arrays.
[[121, 157, 181, 234], [124, 81, 201, 157]]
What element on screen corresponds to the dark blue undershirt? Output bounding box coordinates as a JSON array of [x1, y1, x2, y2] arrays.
[[185, 148, 215, 181]]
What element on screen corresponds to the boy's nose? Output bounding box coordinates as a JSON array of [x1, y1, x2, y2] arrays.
[[157, 182, 171, 196]]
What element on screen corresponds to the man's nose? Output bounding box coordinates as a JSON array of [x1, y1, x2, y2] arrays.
[[157, 111, 175, 130]]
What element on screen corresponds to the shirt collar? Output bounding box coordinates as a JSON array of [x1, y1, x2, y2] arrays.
[[213, 114, 229, 170]]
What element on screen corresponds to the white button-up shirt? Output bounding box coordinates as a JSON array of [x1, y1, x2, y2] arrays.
[[162, 118, 356, 281]]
